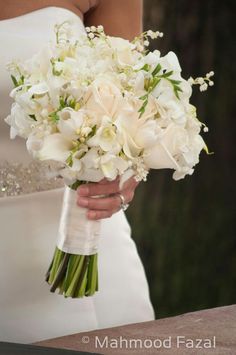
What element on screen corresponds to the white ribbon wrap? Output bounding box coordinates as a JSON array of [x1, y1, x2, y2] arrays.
[[57, 186, 101, 255]]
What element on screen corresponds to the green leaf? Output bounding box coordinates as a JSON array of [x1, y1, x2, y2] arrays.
[[66, 153, 73, 167], [87, 125, 97, 139], [138, 99, 148, 112], [29, 114, 37, 121], [139, 94, 148, 100], [144, 78, 151, 91], [162, 70, 173, 78], [174, 91, 180, 99], [49, 111, 60, 123], [152, 63, 162, 76], [138, 107, 144, 115], [59, 97, 67, 108], [175, 86, 183, 92], [51, 58, 63, 76], [20, 75, 25, 85], [151, 77, 161, 91], [140, 63, 151, 72], [173, 86, 183, 99], [170, 79, 182, 85], [10, 75, 18, 87], [68, 98, 76, 109], [138, 98, 149, 117]]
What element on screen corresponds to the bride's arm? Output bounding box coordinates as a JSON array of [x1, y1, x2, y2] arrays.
[[84, 0, 143, 40]]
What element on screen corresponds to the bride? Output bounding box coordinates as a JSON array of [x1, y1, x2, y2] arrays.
[[0, 0, 155, 343]]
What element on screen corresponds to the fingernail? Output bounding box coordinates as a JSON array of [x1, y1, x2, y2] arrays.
[[78, 186, 89, 196], [88, 211, 96, 219], [77, 197, 88, 207]]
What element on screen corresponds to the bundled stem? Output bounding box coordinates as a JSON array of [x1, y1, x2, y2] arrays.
[[45, 180, 99, 298], [46, 247, 98, 297]]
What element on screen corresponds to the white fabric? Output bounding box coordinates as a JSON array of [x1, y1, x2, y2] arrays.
[[57, 187, 101, 254], [0, 7, 155, 343]]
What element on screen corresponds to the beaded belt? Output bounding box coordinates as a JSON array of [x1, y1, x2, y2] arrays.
[[0, 160, 64, 197]]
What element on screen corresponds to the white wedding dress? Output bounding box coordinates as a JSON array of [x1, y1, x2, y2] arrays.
[[0, 7, 155, 344]]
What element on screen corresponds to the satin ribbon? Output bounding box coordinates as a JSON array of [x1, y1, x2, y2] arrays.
[[57, 186, 101, 255]]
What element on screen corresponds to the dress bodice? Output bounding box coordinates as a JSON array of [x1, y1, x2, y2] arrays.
[[0, 7, 85, 196]]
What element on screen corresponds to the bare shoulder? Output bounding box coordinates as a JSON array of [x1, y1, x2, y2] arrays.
[[84, 0, 143, 40], [0, 0, 85, 21]]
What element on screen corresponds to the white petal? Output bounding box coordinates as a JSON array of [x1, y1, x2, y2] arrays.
[[144, 141, 179, 170], [28, 82, 49, 95], [39, 134, 72, 162], [78, 168, 104, 182]]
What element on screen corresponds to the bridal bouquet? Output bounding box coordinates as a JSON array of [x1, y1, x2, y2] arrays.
[[5, 21, 213, 298]]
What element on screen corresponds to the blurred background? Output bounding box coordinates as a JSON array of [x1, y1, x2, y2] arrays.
[[126, 0, 235, 318]]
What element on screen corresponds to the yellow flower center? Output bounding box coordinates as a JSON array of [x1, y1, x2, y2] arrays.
[[102, 127, 115, 140]]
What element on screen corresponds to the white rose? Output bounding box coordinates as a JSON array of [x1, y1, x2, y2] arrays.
[[132, 94, 159, 121], [182, 134, 205, 167], [135, 119, 163, 149], [144, 123, 205, 179], [173, 166, 194, 180], [115, 108, 161, 159], [85, 78, 123, 119], [143, 124, 189, 170]]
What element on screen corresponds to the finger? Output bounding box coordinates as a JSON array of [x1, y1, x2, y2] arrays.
[[120, 176, 139, 191], [77, 195, 121, 211], [87, 210, 114, 220], [98, 176, 120, 185], [78, 188, 134, 211], [120, 188, 135, 204], [77, 179, 120, 197]]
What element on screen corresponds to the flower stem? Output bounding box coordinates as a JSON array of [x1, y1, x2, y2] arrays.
[[46, 180, 99, 298], [50, 252, 70, 292]]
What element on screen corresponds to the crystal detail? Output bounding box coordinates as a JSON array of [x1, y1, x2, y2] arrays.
[[0, 160, 64, 197]]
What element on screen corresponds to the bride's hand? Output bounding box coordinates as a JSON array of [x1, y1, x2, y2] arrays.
[[77, 177, 139, 220]]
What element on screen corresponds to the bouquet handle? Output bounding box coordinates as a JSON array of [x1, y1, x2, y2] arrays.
[[46, 181, 101, 298]]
